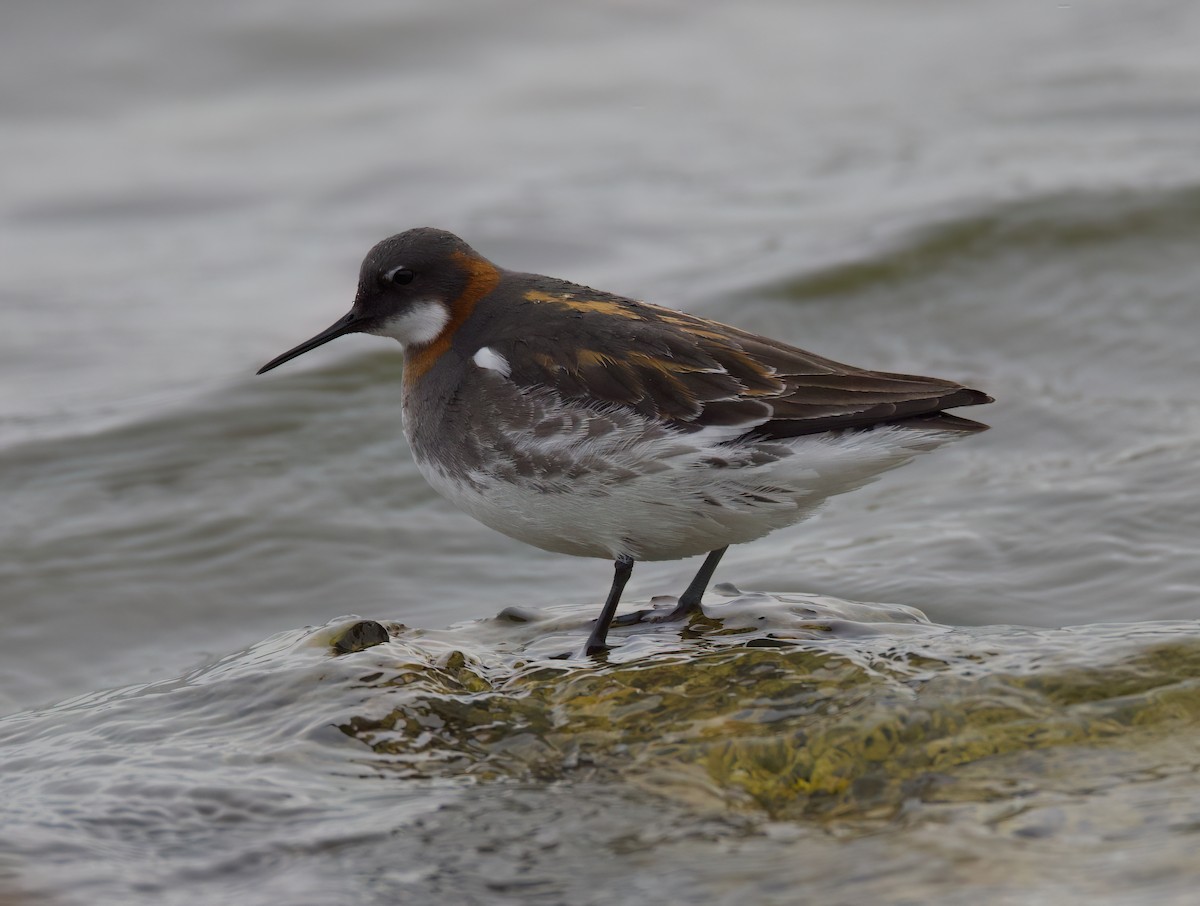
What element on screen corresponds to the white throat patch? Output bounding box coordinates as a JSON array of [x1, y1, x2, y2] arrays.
[[370, 301, 450, 348]]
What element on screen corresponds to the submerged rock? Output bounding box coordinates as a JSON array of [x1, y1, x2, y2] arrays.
[[338, 591, 1200, 823], [328, 619, 392, 654]]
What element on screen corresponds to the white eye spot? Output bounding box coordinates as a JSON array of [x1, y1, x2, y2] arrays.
[[369, 300, 449, 347], [472, 346, 511, 377]]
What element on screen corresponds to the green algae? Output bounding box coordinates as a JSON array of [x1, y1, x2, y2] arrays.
[[340, 593, 1200, 824]]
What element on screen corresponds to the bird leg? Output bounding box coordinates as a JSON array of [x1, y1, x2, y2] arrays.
[[584, 555, 634, 655], [611, 546, 728, 627]]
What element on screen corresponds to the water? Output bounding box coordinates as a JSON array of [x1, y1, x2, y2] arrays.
[[2, 0, 1200, 902], [6, 599, 1200, 904]]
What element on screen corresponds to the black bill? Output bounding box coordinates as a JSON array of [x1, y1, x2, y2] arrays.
[[256, 311, 363, 375]]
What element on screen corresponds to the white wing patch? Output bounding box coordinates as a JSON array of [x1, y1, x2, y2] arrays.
[[472, 346, 511, 377]]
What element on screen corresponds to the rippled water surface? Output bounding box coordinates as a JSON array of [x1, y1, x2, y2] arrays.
[[3, 0, 1199, 903], [6, 597, 1200, 904]]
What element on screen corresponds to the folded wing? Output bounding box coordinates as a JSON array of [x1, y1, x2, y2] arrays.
[[486, 286, 993, 439]]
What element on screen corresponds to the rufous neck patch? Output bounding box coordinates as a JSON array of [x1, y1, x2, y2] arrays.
[[404, 251, 502, 384]]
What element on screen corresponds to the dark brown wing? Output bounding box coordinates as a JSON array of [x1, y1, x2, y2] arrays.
[[478, 278, 993, 438]]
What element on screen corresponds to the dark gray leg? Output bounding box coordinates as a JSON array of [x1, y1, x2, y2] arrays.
[[584, 556, 634, 656], [674, 545, 728, 614], [612, 546, 728, 626]]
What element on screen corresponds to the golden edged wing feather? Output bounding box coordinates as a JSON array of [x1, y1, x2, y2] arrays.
[[491, 286, 993, 437]]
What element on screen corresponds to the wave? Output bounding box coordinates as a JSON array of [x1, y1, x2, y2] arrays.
[[767, 183, 1200, 300]]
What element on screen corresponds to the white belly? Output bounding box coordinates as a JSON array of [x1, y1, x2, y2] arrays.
[[407, 406, 959, 562]]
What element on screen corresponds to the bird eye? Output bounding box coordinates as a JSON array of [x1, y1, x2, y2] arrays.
[[384, 266, 414, 286]]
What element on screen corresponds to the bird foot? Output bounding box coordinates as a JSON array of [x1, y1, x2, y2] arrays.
[[612, 599, 702, 627]]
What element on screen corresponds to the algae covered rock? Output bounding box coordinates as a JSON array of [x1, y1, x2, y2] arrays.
[[339, 590, 1200, 823]]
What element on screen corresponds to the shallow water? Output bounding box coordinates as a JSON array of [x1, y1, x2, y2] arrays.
[[5, 593, 1200, 904], [3, 0, 1200, 902]]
